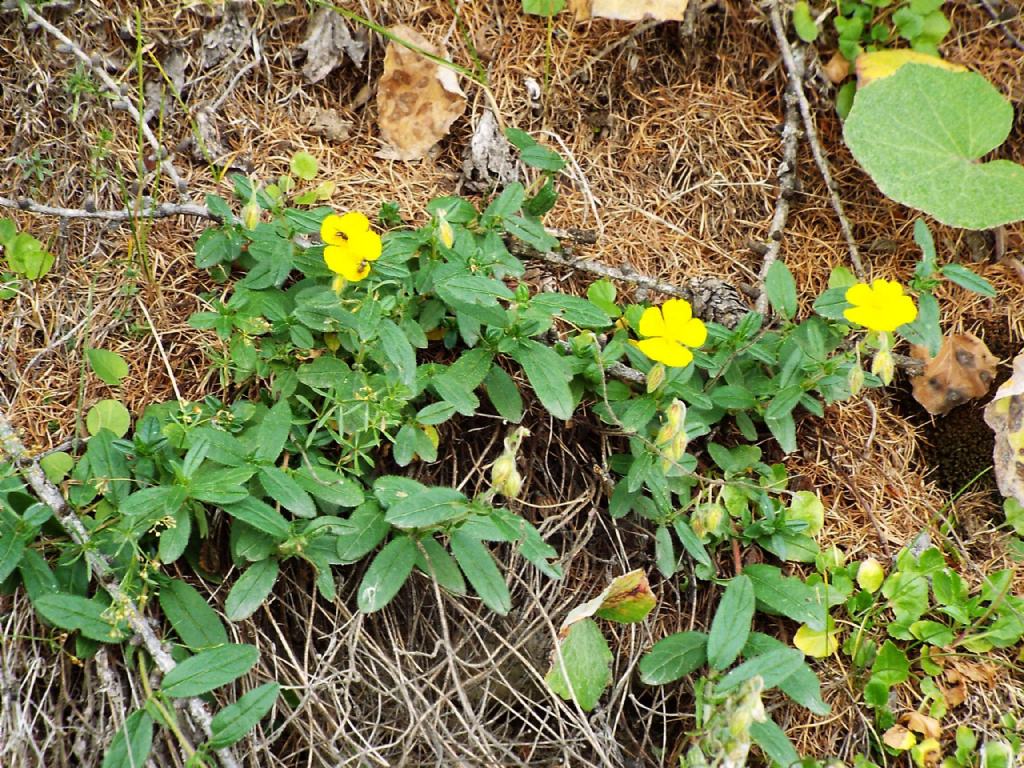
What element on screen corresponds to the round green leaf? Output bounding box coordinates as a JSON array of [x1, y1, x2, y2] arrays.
[[86, 399, 131, 437], [86, 347, 129, 386], [290, 151, 318, 181], [844, 64, 1024, 229], [39, 451, 73, 483]]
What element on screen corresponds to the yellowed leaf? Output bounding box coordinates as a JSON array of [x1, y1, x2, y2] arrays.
[[984, 350, 1024, 506], [883, 724, 917, 750], [911, 333, 997, 415], [569, 0, 688, 22], [902, 712, 942, 740], [376, 25, 467, 161], [856, 49, 967, 88], [794, 619, 839, 658], [561, 569, 656, 630]]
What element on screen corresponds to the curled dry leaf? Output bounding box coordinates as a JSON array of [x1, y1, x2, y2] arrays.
[[297, 7, 367, 84], [902, 711, 942, 740], [822, 51, 851, 84], [302, 106, 353, 142], [984, 350, 1024, 505], [376, 25, 466, 161], [201, 0, 252, 70], [882, 724, 917, 750], [568, 0, 688, 22], [911, 333, 998, 415], [461, 109, 519, 193]]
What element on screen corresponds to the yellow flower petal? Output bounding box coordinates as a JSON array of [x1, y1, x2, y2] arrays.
[[634, 338, 694, 368], [660, 298, 694, 328], [673, 317, 708, 348], [324, 245, 371, 281], [347, 229, 382, 262], [843, 279, 918, 332], [321, 211, 372, 246], [638, 306, 667, 339]]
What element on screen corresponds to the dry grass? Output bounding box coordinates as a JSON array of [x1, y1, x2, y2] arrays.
[[2, 0, 1024, 766]]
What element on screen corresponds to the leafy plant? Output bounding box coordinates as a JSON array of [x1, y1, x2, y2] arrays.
[[833, 0, 951, 63], [0, 217, 55, 280], [844, 63, 1024, 229]]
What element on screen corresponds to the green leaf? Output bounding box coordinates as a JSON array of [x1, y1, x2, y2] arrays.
[[940, 263, 997, 297], [39, 451, 73, 483], [222, 498, 290, 541], [654, 524, 676, 578], [415, 537, 467, 595], [521, 0, 565, 16], [449, 530, 511, 615], [208, 682, 280, 749], [101, 710, 153, 768], [335, 503, 389, 563], [484, 366, 524, 423], [638, 631, 708, 684], [744, 564, 828, 629], [384, 486, 467, 528], [157, 505, 191, 563], [792, 1, 820, 42], [750, 717, 800, 768], [765, 260, 798, 319], [377, 319, 417, 387], [160, 644, 259, 698], [159, 578, 229, 651], [225, 559, 280, 621], [545, 618, 612, 711], [290, 151, 318, 180], [34, 594, 122, 642], [514, 340, 574, 420], [259, 467, 316, 519], [86, 399, 131, 438], [744, 632, 830, 715], [586, 279, 621, 318], [910, 619, 954, 646], [844, 65, 1024, 229], [914, 218, 937, 273], [504, 214, 560, 251], [897, 291, 941, 355], [86, 348, 129, 386], [870, 639, 910, 686], [294, 465, 364, 508], [0, 521, 26, 583], [707, 575, 755, 670], [255, 400, 292, 463], [718, 646, 804, 692], [357, 535, 417, 613]]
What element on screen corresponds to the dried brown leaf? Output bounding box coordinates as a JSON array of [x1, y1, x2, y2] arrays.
[[201, 0, 251, 70], [302, 106, 353, 142], [822, 51, 851, 84], [902, 711, 942, 740], [297, 8, 367, 84], [984, 349, 1024, 506], [911, 333, 998, 415], [568, 0, 688, 22], [882, 724, 916, 750], [376, 26, 466, 161]]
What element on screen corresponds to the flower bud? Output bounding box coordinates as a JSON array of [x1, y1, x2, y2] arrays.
[[871, 348, 895, 385], [490, 453, 523, 499], [437, 212, 454, 249], [242, 197, 261, 230], [848, 364, 865, 396], [655, 399, 688, 472], [646, 363, 666, 393], [857, 557, 885, 593]]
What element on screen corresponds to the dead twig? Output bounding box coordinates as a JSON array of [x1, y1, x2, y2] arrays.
[[976, 0, 1024, 52], [0, 408, 242, 768], [754, 43, 803, 315], [0, 195, 213, 222], [768, 0, 866, 280]]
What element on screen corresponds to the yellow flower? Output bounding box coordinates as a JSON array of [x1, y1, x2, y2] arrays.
[[843, 279, 917, 332], [632, 299, 707, 368], [320, 211, 382, 282]]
